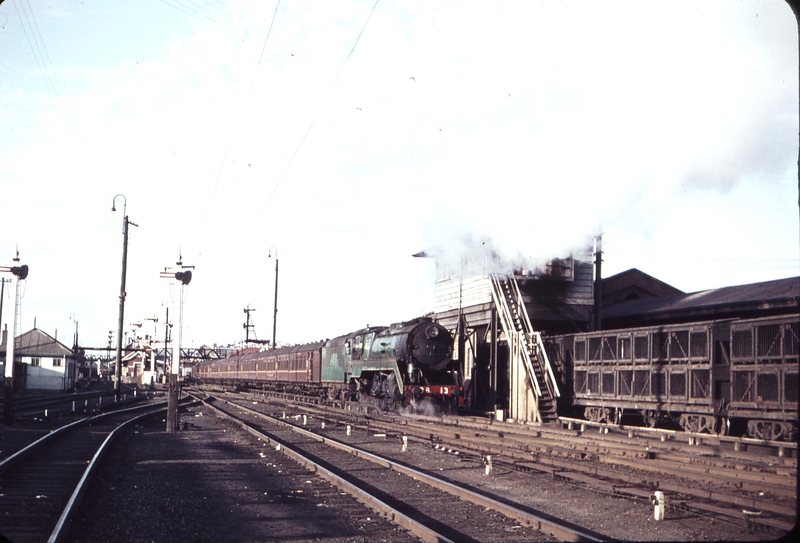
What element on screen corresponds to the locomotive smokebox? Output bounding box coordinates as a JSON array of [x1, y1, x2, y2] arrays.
[[394, 319, 453, 371]]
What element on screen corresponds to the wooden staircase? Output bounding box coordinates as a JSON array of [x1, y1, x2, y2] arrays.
[[490, 274, 559, 422]]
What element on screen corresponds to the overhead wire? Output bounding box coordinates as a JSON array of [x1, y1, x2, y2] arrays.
[[255, 0, 381, 219], [12, 0, 74, 132], [190, 0, 281, 243], [159, 0, 252, 41]]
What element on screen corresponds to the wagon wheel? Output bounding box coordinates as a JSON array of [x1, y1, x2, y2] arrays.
[[643, 410, 658, 428], [702, 416, 716, 434], [717, 417, 730, 436], [771, 422, 787, 441], [749, 420, 769, 440]]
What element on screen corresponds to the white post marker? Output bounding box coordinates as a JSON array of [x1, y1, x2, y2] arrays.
[[401, 435, 408, 452], [484, 455, 493, 476], [652, 491, 665, 520]]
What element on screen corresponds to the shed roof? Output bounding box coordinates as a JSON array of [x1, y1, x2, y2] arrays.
[[601, 275, 799, 326], [602, 268, 684, 301], [0, 328, 75, 357]]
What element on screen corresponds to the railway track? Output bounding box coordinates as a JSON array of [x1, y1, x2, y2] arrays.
[[197, 392, 605, 542], [0, 402, 166, 543], [215, 389, 796, 537], [2, 386, 150, 424]]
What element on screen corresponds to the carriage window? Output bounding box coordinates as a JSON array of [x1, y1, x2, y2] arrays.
[[785, 373, 798, 403], [690, 332, 708, 358], [634, 336, 649, 360], [574, 370, 587, 394], [756, 324, 782, 358], [691, 369, 710, 399], [652, 332, 669, 360], [634, 370, 650, 396], [587, 372, 599, 394], [603, 336, 617, 360], [589, 337, 602, 362], [757, 373, 779, 402], [619, 370, 633, 395], [670, 372, 686, 397], [785, 322, 799, 356], [670, 331, 689, 359], [733, 371, 755, 402], [574, 339, 586, 363], [602, 372, 615, 395], [651, 372, 666, 396], [618, 336, 631, 361], [732, 330, 752, 360]]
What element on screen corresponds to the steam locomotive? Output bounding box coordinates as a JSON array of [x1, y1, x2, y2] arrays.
[[197, 317, 463, 412]]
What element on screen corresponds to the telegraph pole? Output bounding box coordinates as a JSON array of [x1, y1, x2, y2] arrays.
[[112, 195, 137, 402], [269, 247, 278, 348]]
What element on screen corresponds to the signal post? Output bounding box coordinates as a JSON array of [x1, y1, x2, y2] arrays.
[[160, 261, 193, 433], [1, 254, 29, 426]]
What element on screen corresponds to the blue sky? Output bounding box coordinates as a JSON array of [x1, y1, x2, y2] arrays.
[[1, 0, 798, 350]]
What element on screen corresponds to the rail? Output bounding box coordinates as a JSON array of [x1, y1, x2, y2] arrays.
[[200, 393, 604, 542]]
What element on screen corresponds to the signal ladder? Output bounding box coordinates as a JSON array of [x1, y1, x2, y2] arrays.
[[490, 274, 560, 422]]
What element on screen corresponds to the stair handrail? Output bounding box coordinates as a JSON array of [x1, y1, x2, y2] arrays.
[[489, 274, 542, 397], [534, 330, 560, 398], [505, 274, 560, 399]]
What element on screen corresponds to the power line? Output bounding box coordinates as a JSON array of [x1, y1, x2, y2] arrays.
[[193, 0, 282, 238], [256, 0, 381, 218], [12, 0, 74, 132]]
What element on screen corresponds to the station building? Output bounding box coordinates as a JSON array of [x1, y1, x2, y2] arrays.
[[0, 327, 78, 392]]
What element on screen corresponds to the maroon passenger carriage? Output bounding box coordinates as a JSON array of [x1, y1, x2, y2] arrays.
[[200, 341, 326, 397]]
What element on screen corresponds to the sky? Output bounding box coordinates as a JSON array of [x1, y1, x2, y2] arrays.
[[0, 0, 798, 352]]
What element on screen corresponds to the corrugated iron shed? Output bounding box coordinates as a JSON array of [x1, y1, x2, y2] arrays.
[[600, 275, 799, 329]]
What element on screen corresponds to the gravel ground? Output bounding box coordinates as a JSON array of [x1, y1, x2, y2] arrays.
[[319, 422, 795, 542], [63, 405, 416, 543], [2, 403, 795, 543]]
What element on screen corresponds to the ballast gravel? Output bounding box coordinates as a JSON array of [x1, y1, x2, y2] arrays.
[[64, 406, 416, 543]]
